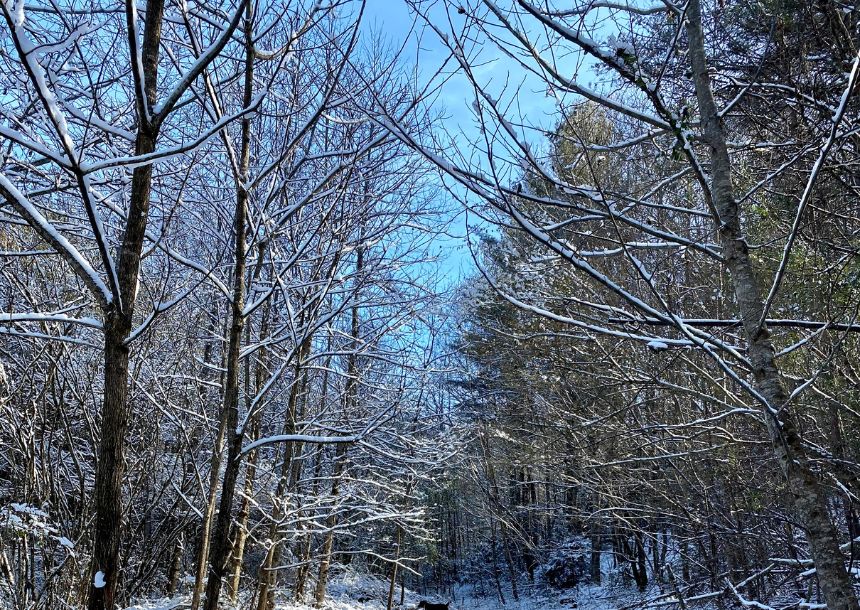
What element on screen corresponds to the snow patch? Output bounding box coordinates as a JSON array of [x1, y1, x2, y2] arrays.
[[647, 340, 669, 351], [10, 502, 48, 517]]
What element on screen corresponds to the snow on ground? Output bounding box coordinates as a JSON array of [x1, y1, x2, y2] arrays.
[[124, 599, 187, 610], [451, 585, 572, 610], [448, 581, 645, 610], [121, 585, 634, 610], [122, 563, 653, 610]]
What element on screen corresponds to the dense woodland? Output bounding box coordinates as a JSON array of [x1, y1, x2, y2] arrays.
[[1, 1, 860, 609]]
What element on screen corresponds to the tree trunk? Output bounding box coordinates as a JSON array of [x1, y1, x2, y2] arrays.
[[187, 310, 229, 610], [633, 531, 648, 592], [166, 534, 183, 596], [386, 526, 402, 610], [500, 521, 519, 602], [651, 525, 661, 583], [489, 519, 505, 606], [314, 244, 363, 608], [590, 532, 601, 584], [86, 2, 164, 607], [685, 1, 859, 607], [478, 428, 518, 601], [227, 304, 272, 604], [255, 347, 310, 610], [313, 442, 349, 608], [294, 355, 333, 603], [294, 447, 325, 602], [227, 415, 261, 603], [201, 430, 244, 610], [200, 10, 253, 609], [189, 359, 230, 610]]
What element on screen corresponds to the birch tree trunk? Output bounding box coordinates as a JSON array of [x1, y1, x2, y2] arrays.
[[686, 1, 858, 606]]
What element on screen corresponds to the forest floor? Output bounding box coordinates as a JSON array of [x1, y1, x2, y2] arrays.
[[123, 567, 654, 610]]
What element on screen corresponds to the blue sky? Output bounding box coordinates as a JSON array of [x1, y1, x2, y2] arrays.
[[363, 0, 476, 283], [363, 0, 570, 138], [361, 1, 583, 284]]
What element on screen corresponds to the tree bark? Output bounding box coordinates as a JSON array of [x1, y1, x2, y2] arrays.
[[294, 354, 333, 603], [500, 521, 519, 601], [86, 2, 164, 607], [294, 447, 325, 602], [227, 415, 261, 603], [227, 303, 271, 603], [685, 1, 859, 607], [314, 249, 362, 608], [166, 533, 183, 596], [386, 526, 402, 610], [633, 531, 648, 592], [255, 339, 311, 610], [489, 519, 505, 606], [479, 428, 518, 601], [590, 532, 601, 584], [313, 442, 349, 608], [200, 8, 253, 609], [189, 355, 230, 610]]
